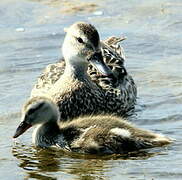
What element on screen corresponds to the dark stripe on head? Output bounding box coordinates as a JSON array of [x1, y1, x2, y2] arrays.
[[77, 23, 100, 48], [27, 102, 45, 115], [23, 97, 51, 116]]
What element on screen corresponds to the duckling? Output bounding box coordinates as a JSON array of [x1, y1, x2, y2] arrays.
[[31, 22, 137, 119], [13, 97, 172, 154]]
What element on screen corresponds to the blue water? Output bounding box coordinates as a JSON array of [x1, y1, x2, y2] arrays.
[[0, 0, 182, 179]]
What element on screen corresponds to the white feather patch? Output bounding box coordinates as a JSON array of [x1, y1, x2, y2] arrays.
[[110, 128, 131, 138]]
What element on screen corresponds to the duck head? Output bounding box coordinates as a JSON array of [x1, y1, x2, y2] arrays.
[[62, 22, 113, 77], [13, 98, 59, 138]]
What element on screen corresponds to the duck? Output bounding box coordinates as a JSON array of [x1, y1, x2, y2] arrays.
[[13, 97, 172, 154], [31, 22, 137, 119]]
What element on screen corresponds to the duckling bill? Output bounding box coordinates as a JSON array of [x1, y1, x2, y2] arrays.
[[13, 98, 172, 155], [13, 121, 32, 138]]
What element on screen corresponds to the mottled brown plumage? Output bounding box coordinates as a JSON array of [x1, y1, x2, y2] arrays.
[[47, 74, 106, 121], [31, 22, 137, 120]]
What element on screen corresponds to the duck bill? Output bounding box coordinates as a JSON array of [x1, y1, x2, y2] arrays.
[[88, 51, 113, 77], [13, 121, 32, 138]]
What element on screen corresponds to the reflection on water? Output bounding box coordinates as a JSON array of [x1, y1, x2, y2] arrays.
[[12, 144, 60, 179], [12, 142, 169, 179], [0, 0, 182, 179]]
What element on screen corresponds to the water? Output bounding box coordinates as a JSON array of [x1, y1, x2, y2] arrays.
[[0, 0, 182, 179]]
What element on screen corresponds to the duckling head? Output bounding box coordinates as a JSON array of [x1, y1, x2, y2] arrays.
[[13, 97, 59, 138], [62, 22, 113, 77]]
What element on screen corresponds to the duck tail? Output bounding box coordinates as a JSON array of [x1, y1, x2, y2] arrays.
[[151, 133, 174, 146], [104, 36, 126, 45], [103, 36, 126, 59]]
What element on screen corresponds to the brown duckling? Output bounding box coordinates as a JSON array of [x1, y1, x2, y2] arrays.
[[13, 97, 172, 155]]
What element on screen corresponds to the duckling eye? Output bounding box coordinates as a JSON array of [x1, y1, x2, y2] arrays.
[[77, 37, 84, 44]]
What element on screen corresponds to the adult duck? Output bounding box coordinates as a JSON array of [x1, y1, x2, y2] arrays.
[[31, 22, 137, 118], [13, 97, 172, 154]]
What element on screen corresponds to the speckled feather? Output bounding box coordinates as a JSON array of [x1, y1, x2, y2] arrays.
[[31, 36, 137, 117]]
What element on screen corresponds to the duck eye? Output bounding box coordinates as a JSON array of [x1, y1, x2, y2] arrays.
[[77, 37, 84, 43]]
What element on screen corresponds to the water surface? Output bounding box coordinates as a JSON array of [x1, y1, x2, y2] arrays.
[[0, 0, 182, 179]]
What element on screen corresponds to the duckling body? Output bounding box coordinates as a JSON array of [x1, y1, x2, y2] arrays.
[[31, 22, 137, 118], [13, 98, 172, 155], [58, 115, 171, 154]]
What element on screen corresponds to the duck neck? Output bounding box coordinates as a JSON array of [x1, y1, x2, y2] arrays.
[[64, 59, 89, 81], [32, 120, 60, 148]]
